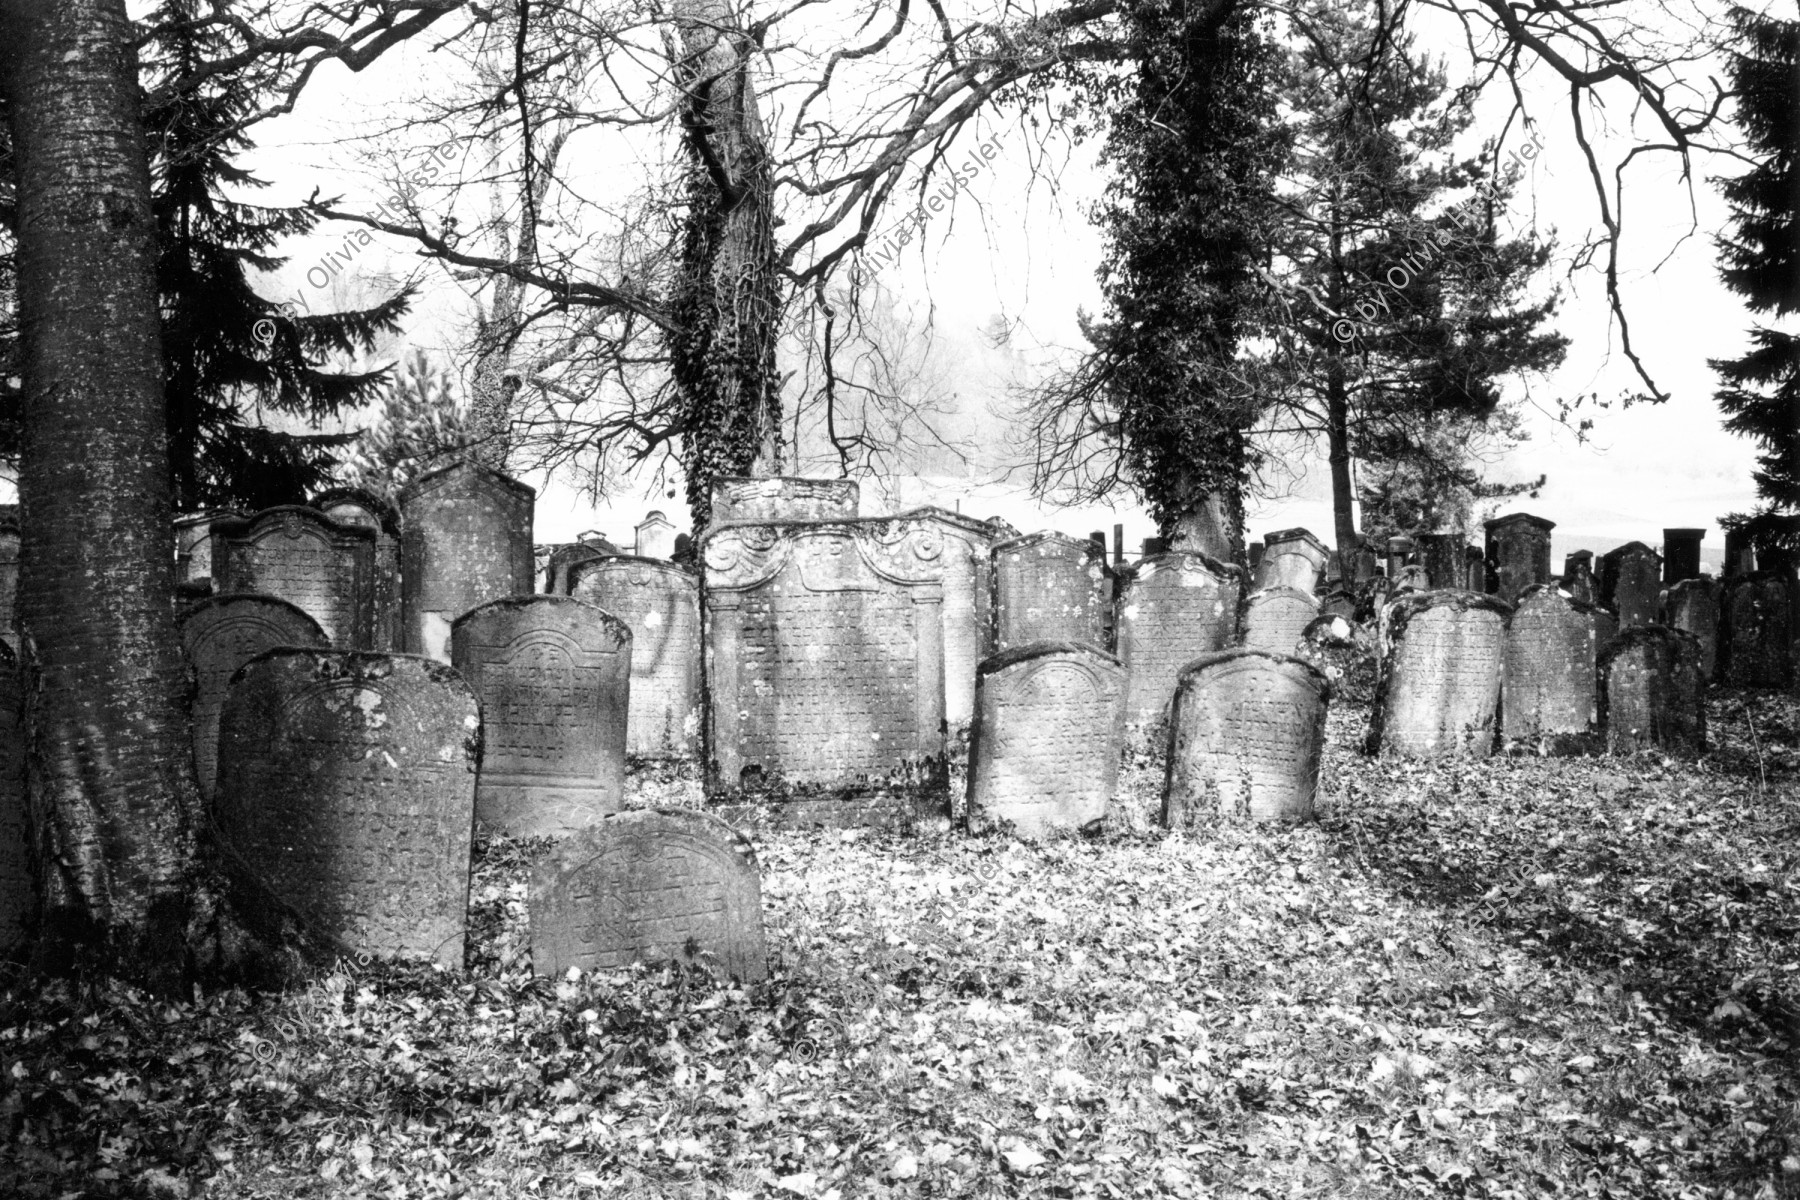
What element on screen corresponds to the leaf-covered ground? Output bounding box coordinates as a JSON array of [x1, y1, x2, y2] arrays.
[[3, 689, 1799, 1199]]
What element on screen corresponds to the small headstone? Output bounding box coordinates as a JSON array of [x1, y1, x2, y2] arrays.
[[1562, 551, 1597, 605], [992, 532, 1110, 653], [1484, 512, 1555, 604], [1384, 536, 1415, 579], [0, 644, 27, 952], [1293, 615, 1377, 706], [311, 488, 402, 651], [1662, 578, 1720, 681], [634, 511, 678, 560], [529, 808, 766, 981], [569, 556, 703, 759], [709, 476, 858, 525], [1414, 533, 1468, 591], [542, 538, 619, 595], [452, 596, 632, 837], [1501, 585, 1598, 755], [672, 532, 695, 563], [1254, 528, 1329, 594], [1662, 528, 1705, 585], [1163, 649, 1329, 824], [178, 594, 330, 802], [214, 650, 479, 966], [1319, 590, 1357, 620], [1722, 573, 1795, 688], [1237, 585, 1320, 654], [1600, 627, 1706, 756], [1600, 542, 1661, 628], [967, 642, 1124, 838], [398, 460, 536, 661], [212, 506, 377, 649], [1368, 590, 1511, 758], [1114, 551, 1244, 735]]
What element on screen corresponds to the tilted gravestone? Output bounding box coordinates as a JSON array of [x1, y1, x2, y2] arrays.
[[1600, 626, 1706, 756], [178, 594, 330, 802], [895, 506, 1002, 740], [709, 476, 858, 526], [1163, 648, 1329, 824], [1600, 542, 1661, 629], [702, 518, 948, 827], [1115, 551, 1244, 736], [1237, 585, 1319, 654], [1663, 528, 1705, 585], [1484, 513, 1555, 604], [398, 460, 536, 662], [1253, 528, 1329, 594], [1414, 533, 1469, 592], [0, 643, 26, 953], [1500, 585, 1598, 755], [452, 596, 632, 838], [1368, 590, 1511, 758], [311, 488, 402, 651], [967, 642, 1125, 838], [214, 651, 480, 966], [529, 808, 766, 981], [991, 532, 1110, 653], [1662, 578, 1720, 681], [1293, 614, 1377, 706], [212, 506, 377, 649], [569, 557, 702, 759], [1722, 573, 1795, 688]]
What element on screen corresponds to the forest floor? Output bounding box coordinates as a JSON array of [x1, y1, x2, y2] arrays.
[[3, 690, 1800, 1200]]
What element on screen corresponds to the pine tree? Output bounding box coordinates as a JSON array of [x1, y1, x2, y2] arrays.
[[1711, 4, 1800, 560]]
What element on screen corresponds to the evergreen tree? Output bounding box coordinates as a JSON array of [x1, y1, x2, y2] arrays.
[[1711, 4, 1800, 560]]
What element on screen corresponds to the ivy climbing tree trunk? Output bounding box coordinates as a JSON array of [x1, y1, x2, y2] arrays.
[[0, 0, 203, 989]]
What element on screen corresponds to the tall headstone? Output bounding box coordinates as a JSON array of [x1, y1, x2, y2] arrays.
[[895, 507, 1001, 739], [709, 476, 858, 526], [214, 651, 480, 966], [702, 518, 948, 827], [1562, 550, 1597, 605], [1254, 528, 1329, 594], [174, 512, 217, 588], [1415, 533, 1469, 592], [1662, 528, 1705, 585], [1246, 541, 1264, 574], [1368, 590, 1511, 758], [398, 460, 536, 662], [1237, 585, 1319, 654], [1722, 573, 1795, 688], [529, 809, 767, 981], [569, 556, 703, 759], [311, 488, 402, 651], [1115, 552, 1244, 734], [967, 642, 1124, 838], [452, 596, 632, 838], [1464, 545, 1487, 593], [1722, 527, 1756, 579], [178, 594, 330, 802], [1500, 585, 1598, 755], [1662, 578, 1720, 681], [1600, 542, 1661, 629], [1484, 512, 1555, 604], [0, 644, 26, 953], [1163, 649, 1328, 824], [991, 532, 1110, 653], [213, 507, 377, 649], [1600, 627, 1706, 757], [1385, 536, 1415, 580], [634, 511, 678, 560], [1293, 615, 1377, 706]]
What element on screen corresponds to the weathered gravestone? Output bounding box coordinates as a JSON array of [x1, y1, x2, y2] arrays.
[[312, 488, 402, 651], [1500, 585, 1598, 755], [1414, 533, 1469, 591], [1722, 573, 1795, 688], [895, 507, 1001, 740], [1293, 614, 1377, 706], [174, 512, 217, 589], [1385, 536, 1415, 580], [0, 643, 26, 953], [568, 557, 702, 759], [178, 594, 329, 802], [634, 511, 678, 560], [1484, 513, 1555, 604], [1663, 528, 1705, 585], [452, 596, 632, 838], [702, 518, 948, 827], [1601, 542, 1661, 629], [542, 536, 623, 595], [1368, 590, 1511, 758], [1723, 527, 1757, 579], [1561, 550, 1597, 605], [213, 507, 377, 649], [1253, 528, 1329, 594], [710, 476, 858, 525], [1464, 545, 1487, 593], [214, 651, 480, 966], [1600, 626, 1706, 756], [1163, 649, 1328, 823], [967, 642, 1124, 838], [1115, 551, 1243, 737], [992, 532, 1110, 652], [529, 808, 766, 981], [1662, 578, 1720, 681], [1320, 590, 1357, 621], [1237, 585, 1319, 654], [398, 460, 536, 662]]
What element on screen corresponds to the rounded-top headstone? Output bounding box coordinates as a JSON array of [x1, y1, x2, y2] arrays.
[[1237, 585, 1319, 654], [1163, 648, 1329, 824], [569, 556, 703, 759], [529, 808, 767, 982], [1600, 626, 1706, 756], [1369, 590, 1511, 758], [310, 487, 402, 538], [1500, 585, 1598, 755], [211, 506, 378, 649]]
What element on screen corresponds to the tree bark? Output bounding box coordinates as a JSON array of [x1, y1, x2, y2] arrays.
[[1, 0, 201, 989], [1325, 359, 1359, 570]]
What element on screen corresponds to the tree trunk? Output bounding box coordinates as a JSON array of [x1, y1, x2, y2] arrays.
[[1325, 359, 1359, 570], [1168, 488, 1242, 565], [1, 0, 201, 990]]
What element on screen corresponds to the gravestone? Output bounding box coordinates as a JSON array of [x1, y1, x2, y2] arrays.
[[1115, 551, 1244, 735], [542, 537, 620, 595], [1562, 550, 1597, 605], [710, 476, 858, 526], [174, 512, 217, 588], [895, 507, 1001, 739], [702, 517, 948, 827], [991, 532, 1110, 653], [1414, 533, 1468, 591], [213, 507, 377, 649], [214, 651, 480, 966], [1723, 527, 1756, 579], [569, 556, 703, 759], [1246, 541, 1264, 574], [1593, 605, 1620, 656], [1385, 536, 1415, 580], [1600, 542, 1661, 628], [1368, 590, 1511, 758], [1391, 564, 1430, 593], [1237, 585, 1319, 654], [0, 643, 26, 952], [1500, 585, 1598, 755], [967, 642, 1124, 838], [635, 511, 678, 559], [1254, 528, 1329, 594], [178, 594, 329, 802], [1163, 649, 1328, 824], [452, 596, 632, 838], [1293, 614, 1377, 706], [1320, 590, 1357, 621], [399, 460, 536, 661], [1722, 573, 1795, 688], [1464, 545, 1487, 593], [1141, 536, 1169, 558], [312, 488, 402, 651], [1600, 627, 1706, 756], [1484, 512, 1555, 604], [1663, 528, 1705, 585], [529, 808, 766, 981], [1662, 578, 1720, 681]]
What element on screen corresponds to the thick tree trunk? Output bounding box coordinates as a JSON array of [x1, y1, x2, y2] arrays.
[[1, 0, 201, 989]]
